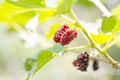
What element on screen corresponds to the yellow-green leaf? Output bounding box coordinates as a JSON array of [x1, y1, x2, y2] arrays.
[[112, 5, 120, 33], [13, 11, 36, 26], [55, 0, 72, 14], [6, 0, 46, 8], [101, 16, 116, 33], [26, 50, 56, 80], [0, 1, 37, 28], [35, 50, 56, 73], [0, 2, 28, 22], [91, 32, 112, 45], [46, 23, 61, 39], [112, 5, 120, 16], [0, 2, 36, 25], [39, 9, 55, 23]]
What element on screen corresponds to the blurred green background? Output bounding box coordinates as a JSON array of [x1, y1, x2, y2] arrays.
[[0, 0, 120, 80]]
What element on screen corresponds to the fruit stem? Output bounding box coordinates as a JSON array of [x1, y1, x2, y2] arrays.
[[65, 44, 92, 51]]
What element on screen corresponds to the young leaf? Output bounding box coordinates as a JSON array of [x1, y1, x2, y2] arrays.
[[26, 44, 65, 79], [13, 11, 36, 26], [0, 2, 28, 22], [113, 20, 120, 33], [46, 23, 61, 39], [34, 50, 56, 73], [39, 9, 55, 23], [55, 0, 73, 14], [112, 5, 120, 33], [77, 0, 94, 7], [0, 1, 37, 28], [48, 43, 65, 56], [91, 32, 112, 45], [112, 5, 120, 16], [101, 16, 116, 33], [24, 58, 36, 71], [6, 0, 46, 8]]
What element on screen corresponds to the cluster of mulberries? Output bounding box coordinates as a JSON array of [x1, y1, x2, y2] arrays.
[[73, 52, 89, 71], [54, 24, 77, 45]]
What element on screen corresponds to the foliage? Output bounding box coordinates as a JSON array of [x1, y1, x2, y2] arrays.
[[24, 58, 36, 71], [35, 50, 56, 73], [0, 0, 120, 80], [101, 16, 116, 33], [25, 44, 64, 79], [91, 32, 112, 45]]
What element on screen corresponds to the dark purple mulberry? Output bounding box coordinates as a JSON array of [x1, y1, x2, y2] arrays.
[[93, 59, 99, 71], [73, 52, 89, 71]]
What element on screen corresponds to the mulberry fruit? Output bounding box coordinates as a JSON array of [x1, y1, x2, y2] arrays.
[[54, 24, 69, 43], [73, 52, 89, 71], [54, 24, 77, 45], [93, 59, 99, 71], [60, 30, 77, 45]]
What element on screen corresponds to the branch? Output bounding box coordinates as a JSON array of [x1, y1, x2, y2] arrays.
[[89, 0, 120, 69], [67, 10, 120, 69], [69, 10, 102, 53], [89, 0, 111, 17]]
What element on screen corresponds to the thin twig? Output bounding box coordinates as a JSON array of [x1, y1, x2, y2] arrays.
[[65, 44, 92, 51]]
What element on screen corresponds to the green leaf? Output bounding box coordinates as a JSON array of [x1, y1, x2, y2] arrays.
[[26, 44, 65, 79], [6, 0, 45, 8], [34, 50, 56, 73], [112, 5, 120, 16], [91, 32, 112, 45], [113, 20, 120, 33], [24, 58, 36, 71], [101, 5, 120, 33], [0, 2, 36, 27], [101, 16, 116, 33], [55, 0, 73, 14], [13, 11, 36, 26], [46, 23, 61, 39], [39, 9, 55, 23], [77, 0, 94, 7], [48, 43, 65, 56], [112, 5, 120, 33], [0, 2, 27, 22]]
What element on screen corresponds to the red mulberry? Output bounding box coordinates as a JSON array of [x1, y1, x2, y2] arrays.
[[54, 24, 69, 43], [60, 30, 77, 45], [54, 24, 77, 45], [73, 52, 89, 71]]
